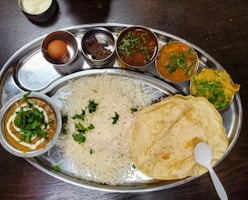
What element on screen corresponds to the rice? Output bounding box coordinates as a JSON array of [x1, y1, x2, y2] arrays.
[[57, 74, 153, 185]]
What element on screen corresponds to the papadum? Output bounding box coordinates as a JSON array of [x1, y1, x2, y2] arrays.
[[130, 94, 228, 180]]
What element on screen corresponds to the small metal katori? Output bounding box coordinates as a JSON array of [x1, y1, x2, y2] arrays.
[[81, 27, 116, 68], [41, 30, 79, 74], [0, 92, 62, 158], [116, 25, 159, 71], [18, 0, 58, 23]]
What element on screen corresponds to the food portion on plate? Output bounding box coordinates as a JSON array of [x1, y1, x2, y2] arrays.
[[0, 92, 62, 157], [130, 94, 228, 180], [55, 74, 154, 185], [190, 68, 240, 110], [156, 41, 198, 82], [116, 26, 159, 69], [81, 27, 116, 67], [47, 39, 68, 60], [41, 30, 78, 65], [0, 24, 242, 190]]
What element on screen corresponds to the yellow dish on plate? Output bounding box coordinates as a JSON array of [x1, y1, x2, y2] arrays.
[[190, 68, 240, 110], [130, 95, 228, 180]]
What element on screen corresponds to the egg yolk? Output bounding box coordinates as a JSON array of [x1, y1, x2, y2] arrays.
[[47, 40, 68, 60]]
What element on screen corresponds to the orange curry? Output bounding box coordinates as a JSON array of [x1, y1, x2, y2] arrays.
[[156, 41, 198, 82]]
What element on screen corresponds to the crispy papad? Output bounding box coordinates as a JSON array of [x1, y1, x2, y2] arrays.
[[130, 95, 228, 180]]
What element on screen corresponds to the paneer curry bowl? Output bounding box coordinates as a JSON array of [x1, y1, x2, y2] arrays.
[[0, 92, 62, 157]]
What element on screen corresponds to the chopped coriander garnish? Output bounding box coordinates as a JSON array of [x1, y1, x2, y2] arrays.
[[53, 165, 61, 172], [192, 77, 228, 109], [72, 109, 86, 121], [165, 63, 177, 73], [71, 100, 98, 144], [75, 122, 88, 133], [22, 91, 31, 101], [90, 149, 94, 154], [88, 123, 95, 130], [112, 112, 119, 124], [88, 100, 98, 113], [163, 45, 197, 77], [14, 106, 48, 143], [72, 133, 86, 143], [131, 107, 138, 114], [26, 101, 34, 107]]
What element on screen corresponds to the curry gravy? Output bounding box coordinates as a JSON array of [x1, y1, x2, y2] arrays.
[[157, 41, 198, 82], [4, 97, 57, 153], [117, 28, 157, 66]]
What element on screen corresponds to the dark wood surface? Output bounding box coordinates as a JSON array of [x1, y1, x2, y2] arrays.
[[0, 0, 247, 199]]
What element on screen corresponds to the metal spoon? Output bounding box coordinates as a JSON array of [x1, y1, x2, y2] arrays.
[[194, 142, 228, 200]]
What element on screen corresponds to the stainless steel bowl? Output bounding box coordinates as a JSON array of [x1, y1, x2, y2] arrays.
[[81, 27, 116, 68], [116, 26, 159, 70], [41, 30, 78, 66], [0, 92, 62, 157], [18, 0, 58, 23], [155, 41, 199, 84]]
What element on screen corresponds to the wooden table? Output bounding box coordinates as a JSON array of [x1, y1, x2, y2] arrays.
[[0, 1, 247, 199]]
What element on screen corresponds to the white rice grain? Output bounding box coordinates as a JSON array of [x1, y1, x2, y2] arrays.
[[57, 74, 153, 185]]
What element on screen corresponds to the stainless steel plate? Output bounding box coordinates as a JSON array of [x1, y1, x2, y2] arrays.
[[0, 23, 242, 192]]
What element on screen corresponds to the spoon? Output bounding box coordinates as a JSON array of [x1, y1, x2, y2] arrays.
[[194, 142, 228, 200]]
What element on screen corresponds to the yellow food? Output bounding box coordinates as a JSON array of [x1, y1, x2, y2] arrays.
[[4, 97, 57, 153], [130, 94, 228, 180], [47, 39, 68, 60], [190, 68, 240, 109]]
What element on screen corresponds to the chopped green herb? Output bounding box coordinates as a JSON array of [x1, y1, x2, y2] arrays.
[[53, 165, 61, 172], [14, 106, 48, 143], [88, 100, 98, 113], [72, 133, 86, 143], [90, 149, 94, 154], [22, 91, 31, 101], [75, 123, 88, 133], [26, 101, 34, 107], [177, 56, 186, 67], [164, 48, 196, 76], [72, 109, 86, 120], [88, 123, 95, 130], [165, 63, 177, 73], [192, 77, 228, 109], [112, 112, 119, 124], [71, 100, 98, 144], [131, 107, 138, 114]]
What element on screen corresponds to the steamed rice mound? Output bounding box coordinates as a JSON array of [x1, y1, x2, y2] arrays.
[[57, 74, 153, 185]]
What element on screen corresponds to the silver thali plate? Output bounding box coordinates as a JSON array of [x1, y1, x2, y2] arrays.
[[0, 23, 242, 192]]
